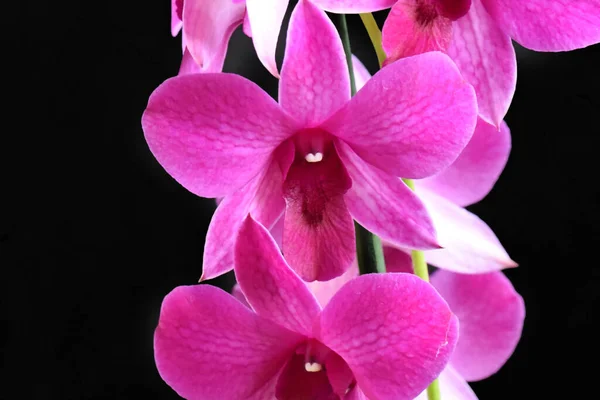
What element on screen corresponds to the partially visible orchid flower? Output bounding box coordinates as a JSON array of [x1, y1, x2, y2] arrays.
[[353, 57, 515, 275], [172, 0, 398, 76], [368, 0, 600, 126], [298, 248, 524, 399], [143, 0, 477, 281], [155, 217, 459, 400]]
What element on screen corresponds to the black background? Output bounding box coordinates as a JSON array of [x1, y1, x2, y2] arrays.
[[3, 1, 599, 399]]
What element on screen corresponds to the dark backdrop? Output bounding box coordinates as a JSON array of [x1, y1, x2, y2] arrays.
[[3, 1, 599, 399]]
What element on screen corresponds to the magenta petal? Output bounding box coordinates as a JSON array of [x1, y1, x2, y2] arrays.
[[235, 217, 321, 336], [202, 159, 286, 280], [382, 1, 452, 62], [231, 283, 251, 308], [308, 0, 395, 13], [154, 285, 304, 399], [415, 366, 478, 400], [142, 73, 296, 198], [246, 0, 289, 77], [182, 0, 245, 72], [447, 0, 516, 126], [383, 245, 414, 273], [432, 270, 525, 381], [276, 354, 337, 400], [178, 47, 202, 76], [482, 0, 600, 51], [417, 118, 511, 207], [282, 147, 355, 282], [280, 0, 350, 126], [171, 0, 183, 36], [418, 189, 516, 273], [338, 142, 439, 250], [323, 52, 477, 179], [319, 273, 459, 400]]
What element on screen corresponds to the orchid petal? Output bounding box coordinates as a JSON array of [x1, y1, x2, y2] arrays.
[[307, 263, 358, 308], [275, 354, 336, 400], [231, 284, 251, 308], [338, 142, 439, 250], [154, 285, 304, 400], [351, 55, 371, 91], [447, 0, 516, 126], [415, 366, 478, 400], [320, 273, 459, 400], [431, 270, 525, 381], [418, 189, 517, 273], [142, 73, 296, 198], [383, 245, 414, 273], [171, 0, 183, 36], [481, 0, 600, 51], [308, 0, 396, 13], [417, 118, 511, 207], [178, 47, 202, 76], [246, 0, 289, 77], [382, 1, 452, 62], [235, 217, 321, 336], [202, 158, 286, 280], [323, 52, 477, 179], [182, 0, 245, 72], [280, 0, 350, 126], [282, 147, 355, 282]]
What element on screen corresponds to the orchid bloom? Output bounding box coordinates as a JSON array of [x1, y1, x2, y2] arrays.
[[155, 217, 459, 400], [352, 57, 515, 275], [296, 249, 524, 399], [368, 0, 600, 126], [143, 0, 477, 282], [170, 0, 397, 76]]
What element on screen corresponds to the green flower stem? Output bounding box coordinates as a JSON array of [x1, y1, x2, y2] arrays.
[[359, 13, 386, 67], [339, 14, 385, 274], [405, 179, 440, 399]]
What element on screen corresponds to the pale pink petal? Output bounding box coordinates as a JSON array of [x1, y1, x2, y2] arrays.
[[142, 73, 296, 198], [417, 189, 517, 273], [351, 55, 371, 91], [323, 52, 477, 179], [234, 217, 321, 336], [319, 273, 459, 400], [417, 118, 511, 207], [431, 270, 525, 381], [414, 366, 478, 400], [383, 245, 414, 273], [280, 0, 350, 126], [178, 47, 202, 75], [447, 0, 516, 126], [246, 0, 289, 77], [308, 0, 395, 13], [382, 1, 452, 62], [307, 263, 359, 307], [154, 285, 304, 399], [183, 0, 245, 72], [171, 0, 183, 37], [243, 10, 252, 37], [338, 142, 439, 250], [282, 146, 355, 282], [202, 159, 287, 280], [482, 0, 600, 51], [275, 354, 337, 400]]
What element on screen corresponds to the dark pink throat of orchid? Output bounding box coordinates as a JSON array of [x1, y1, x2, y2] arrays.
[[415, 0, 472, 26]]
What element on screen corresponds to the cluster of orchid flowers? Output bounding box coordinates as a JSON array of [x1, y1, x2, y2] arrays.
[[143, 0, 600, 398]]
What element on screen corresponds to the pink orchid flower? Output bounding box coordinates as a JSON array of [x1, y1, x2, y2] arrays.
[[352, 57, 515, 275], [298, 249, 524, 399], [155, 217, 459, 400], [143, 0, 477, 282], [369, 0, 600, 126], [171, 0, 397, 76]]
